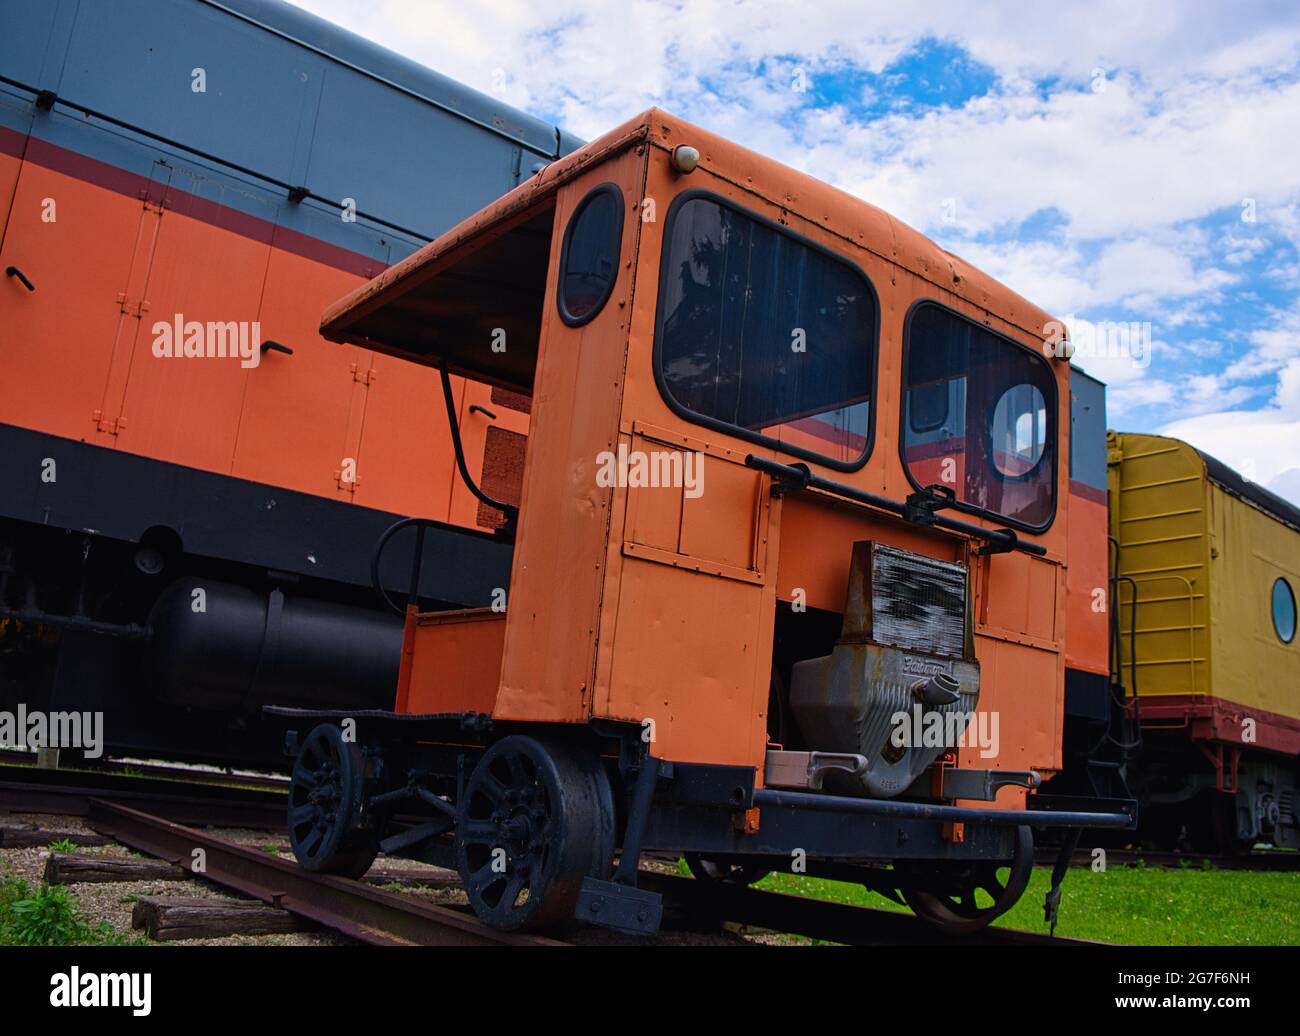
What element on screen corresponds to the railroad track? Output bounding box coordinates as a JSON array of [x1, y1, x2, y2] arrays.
[[84, 799, 561, 946], [1035, 846, 1300, 873], [0, 746, 287, 792], [1, 768, 1108, 946], [0, 758, 287, 830], [80, 799, 1094, 947]]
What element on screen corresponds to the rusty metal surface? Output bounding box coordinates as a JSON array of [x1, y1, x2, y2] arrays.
[[85, 800, 564, 947], [868, 543, 968, 658], [790, 541, 980, 799]]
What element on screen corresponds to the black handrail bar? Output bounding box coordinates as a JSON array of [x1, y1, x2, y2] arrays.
[[744, 454, 1048, 557]]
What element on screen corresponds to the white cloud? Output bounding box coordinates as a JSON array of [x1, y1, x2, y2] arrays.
[[1161, 407, 1300, 502], [1161, 356, 1300, 503], [289, 0, 1300, 253], [1269, 467, 1300, 503], [287, 0, 1300, 495]]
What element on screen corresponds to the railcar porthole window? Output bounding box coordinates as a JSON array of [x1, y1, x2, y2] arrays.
[[557, 183, 623, 326], [901, 301, 1057, 530], [1273, 577, 1297, 644], [654, 192, 878, 469]]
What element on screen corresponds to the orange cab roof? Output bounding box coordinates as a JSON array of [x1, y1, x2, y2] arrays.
[[320, 108, 1059, 352]]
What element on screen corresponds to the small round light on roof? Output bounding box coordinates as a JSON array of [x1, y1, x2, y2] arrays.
[[1057, 339, 1077, 360], [671, 144, 700, 174]]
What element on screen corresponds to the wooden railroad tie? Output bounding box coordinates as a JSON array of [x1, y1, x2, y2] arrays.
[[131, 896, 313, 941], [44, 851, 190, 885], [0, 824, 108, 848]]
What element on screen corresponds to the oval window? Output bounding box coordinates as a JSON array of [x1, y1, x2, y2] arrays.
[[557, 183, 623, 326], [990, 383, 1047, 477], [1273, 577, 1297, 644]]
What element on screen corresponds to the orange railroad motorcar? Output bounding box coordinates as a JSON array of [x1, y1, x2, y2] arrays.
[[272, 108, 1135, 935]]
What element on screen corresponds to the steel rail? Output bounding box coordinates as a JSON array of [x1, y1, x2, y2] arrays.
[[0, 747, 288, 792], [1, 765, 1136, 944], [85, 800, 564, 947], [1035, 846, 1300, 873], [0, 764, 287, 830]]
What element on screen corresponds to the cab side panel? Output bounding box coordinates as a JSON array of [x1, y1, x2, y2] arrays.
[[493, 149, 649, 724]]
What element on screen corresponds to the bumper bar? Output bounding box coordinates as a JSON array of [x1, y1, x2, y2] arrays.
[[753, 788, 1136, 829]]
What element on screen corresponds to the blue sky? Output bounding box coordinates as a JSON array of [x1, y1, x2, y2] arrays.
[[297, 0, 1300, 504]]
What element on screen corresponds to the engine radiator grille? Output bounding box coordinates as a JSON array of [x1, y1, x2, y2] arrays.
[[869, 544, 967, 658]]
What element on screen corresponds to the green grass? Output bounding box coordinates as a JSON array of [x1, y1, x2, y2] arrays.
[[0, 865, 143, 946], [1, 878, 113, 946], [742, 864, 1300, 945]]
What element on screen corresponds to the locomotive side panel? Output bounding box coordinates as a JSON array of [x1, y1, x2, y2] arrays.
[[0, 0, 567, 762], [0, 0, 564, 524], [0, 123, 147, 444]]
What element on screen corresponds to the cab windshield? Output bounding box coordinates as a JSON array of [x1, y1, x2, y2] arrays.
[[654, 194, 878, 469], [902, 302, 1056, 530]]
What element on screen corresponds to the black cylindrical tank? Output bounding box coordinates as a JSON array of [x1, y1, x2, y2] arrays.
[[147, 578, 400, 711]]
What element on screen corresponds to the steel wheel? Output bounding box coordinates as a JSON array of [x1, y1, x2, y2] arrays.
[[455, 736, 614, 931], [684, 854, 772, 887], [898, 825, 1033, 935], [287, 723, 378, 879]]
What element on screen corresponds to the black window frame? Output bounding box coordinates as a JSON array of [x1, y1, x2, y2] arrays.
[[898, 298, 1059, 533], [651, 189, 880, 473], [1273, 576, 1297, 645], [556, 182, 624, 328]]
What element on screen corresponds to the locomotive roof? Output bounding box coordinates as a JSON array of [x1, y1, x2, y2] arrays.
[[218, 0, 578, 158]]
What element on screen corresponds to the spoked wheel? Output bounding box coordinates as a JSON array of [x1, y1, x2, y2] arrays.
[[287, 723, 379, 879], [898, 825, 1034, 935], [684, 854, 772, 887], [455, 736, 615, 931]]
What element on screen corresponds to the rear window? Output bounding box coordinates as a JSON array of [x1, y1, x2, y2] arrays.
[[902, 302, 1057, 530], [654, 194, 877, 468], [557, 184, 623, 326]]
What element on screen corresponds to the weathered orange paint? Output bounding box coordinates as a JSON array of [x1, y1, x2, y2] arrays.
[[0, 162, 143, 442], [399, 608, 506, 716], [1065, 492, 1111, 676], [0, 148, 22, 248], [322, 110, 1077, 796]]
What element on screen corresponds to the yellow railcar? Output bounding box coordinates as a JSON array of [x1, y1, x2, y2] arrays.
[[1109, 431, 1300, 850]]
